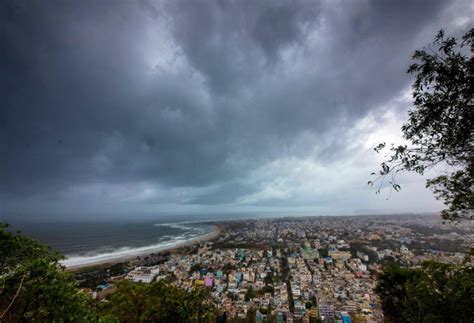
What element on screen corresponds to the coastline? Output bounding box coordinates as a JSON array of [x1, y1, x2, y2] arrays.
[[65, 224, 222, 271]]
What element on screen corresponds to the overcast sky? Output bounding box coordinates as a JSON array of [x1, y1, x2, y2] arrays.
[[1, 0, 473, 219]]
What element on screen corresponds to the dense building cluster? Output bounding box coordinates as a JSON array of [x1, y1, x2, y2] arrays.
[[79, 214, 473, 322]]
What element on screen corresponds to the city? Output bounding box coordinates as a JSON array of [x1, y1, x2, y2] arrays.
[[76, 214, 474, 322]]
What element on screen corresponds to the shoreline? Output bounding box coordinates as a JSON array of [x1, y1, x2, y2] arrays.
[[65, 224, 222, 271]]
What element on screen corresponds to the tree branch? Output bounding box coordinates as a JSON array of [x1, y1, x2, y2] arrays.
[[0, 272, 27, 319]]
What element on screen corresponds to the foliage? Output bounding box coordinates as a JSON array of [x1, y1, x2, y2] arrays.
[[245, 286, 256, 302], [99, 279, 217, 323], [371, 28, 474, 221], [263, 272, 274, 285], [375, 261, 474, 322], [76, 262, 129, 290], [189, 263, 203, 274], [260, 285, 274, 294], [222, 262, 236, 274], [0, 222, 95, 322], [1, 223, 219, 322], [318, 247, 329, 258]]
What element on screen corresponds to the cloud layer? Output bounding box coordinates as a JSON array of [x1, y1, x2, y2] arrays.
[[2, 0, 473, 218]]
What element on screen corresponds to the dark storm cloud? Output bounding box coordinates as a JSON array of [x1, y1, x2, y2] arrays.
[[164, 0, 319, 93], [1, 0, 472, 215]]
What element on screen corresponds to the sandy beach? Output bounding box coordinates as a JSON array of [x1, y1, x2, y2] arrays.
[[65, 224, 222, 271]]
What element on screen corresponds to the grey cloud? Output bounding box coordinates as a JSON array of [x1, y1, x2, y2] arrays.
[[1, 0, 472, 216], [164, 0, 319, 93]]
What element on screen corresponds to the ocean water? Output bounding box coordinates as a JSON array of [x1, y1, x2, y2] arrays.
[[7, 218, 215, 268], [5, 212, 296, 267]]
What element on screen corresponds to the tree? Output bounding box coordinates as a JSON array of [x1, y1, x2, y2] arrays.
[[190, 263, 203, 274], [260, 285, 274, 294], [245, 286, 256, 302], [263, 272, 274, 285], [0, 223, 95, 321], [370, 28, 473, 221], [99, 279, 217, 322], [375, 261, 474, 322]]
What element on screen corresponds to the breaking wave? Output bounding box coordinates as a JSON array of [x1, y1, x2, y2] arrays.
[[60, 222, 214, 268]]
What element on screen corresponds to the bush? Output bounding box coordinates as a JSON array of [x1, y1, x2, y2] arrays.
[[375, 261, 474, 322]]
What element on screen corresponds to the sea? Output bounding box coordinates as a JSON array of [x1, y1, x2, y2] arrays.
[[6, 215, 222, 268], [5, 213, 285, 268]]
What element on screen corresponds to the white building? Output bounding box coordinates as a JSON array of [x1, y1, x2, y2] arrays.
[[126, 266, 160, 283]]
